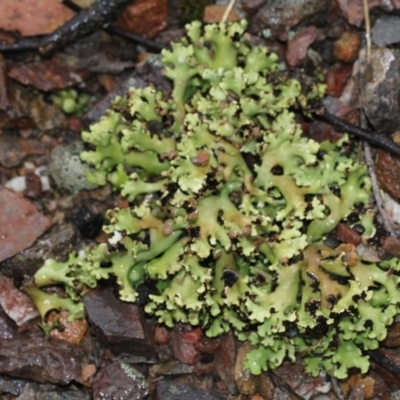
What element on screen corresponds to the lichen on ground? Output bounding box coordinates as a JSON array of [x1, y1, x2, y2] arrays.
[[27, 20, 400, 379]]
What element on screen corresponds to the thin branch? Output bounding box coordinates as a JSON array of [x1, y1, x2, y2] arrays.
[[0, 0, 166, 54], [221, 0, 236, 23], [104, 26, 167, 52], [362, 0, 371, 63], [330, 375, 346, 400], [364, 141, 396, 235], [369, 350, 400, 379], [315, 110, 400, 158], [63, 0, 167, 52]]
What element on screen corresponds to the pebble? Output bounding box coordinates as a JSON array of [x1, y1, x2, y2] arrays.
[[92, 361, 148, 400], [49, 142, 97, 193], [376, 149, 400, 201], [156, 379, 225, 400], [286, 26, 319, 67], [250, 0, 330, 41], [333, 31, 360, 63], [234, 342, 257, 396], [360, 48, 400, 133], [372, 15, 400, 47]]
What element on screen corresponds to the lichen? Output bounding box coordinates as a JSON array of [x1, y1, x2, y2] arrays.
[[27, 20, 400, 379]]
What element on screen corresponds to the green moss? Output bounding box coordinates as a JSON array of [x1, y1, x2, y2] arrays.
[[27, 20, 399, 379]]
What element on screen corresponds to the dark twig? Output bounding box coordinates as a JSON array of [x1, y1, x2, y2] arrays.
[[63, 0, 167, 52], [39, 0, 132, 54], [0, 0, 165, 55], [104, 26, 167, 52], [329, 375, 345, 400], [315, 109, 400, 158], [369, 350, 400, 379], [269, 371, 306, 399], [62, 0, 82, 12]]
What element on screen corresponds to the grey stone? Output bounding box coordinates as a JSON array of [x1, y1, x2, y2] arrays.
[[360, 48, 400, 134], [214, 332, 237, 395], [49, 142, 97, 193], [156, 379, 225, 400], [84, 285, 155, 359], [0, 223, 79, 279], [372, 15, 400, 47], [391, 390, 400, 400], [250, 0, 331, 41], [92, 361, 148, 400], [0, 336, 89, 385]]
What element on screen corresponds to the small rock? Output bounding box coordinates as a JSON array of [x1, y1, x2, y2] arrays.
[[286, 26, 319, 67], [258, 373, 275, 400], [214, 332, 237, 395], [274, 361, 331, 399], [84, 285, 155, 359], [234, 342, 257, 396], [0, 187, 53, 262], [337, 0, 395, 27], [250, 0, 330, 41], [347, 371, 389, 399], [382, 236, 400, 257], [195, 335, 221, 354], [326, 65, 353, 97], [203, 5, 239, 23], [49, 142, 97, 193], [16, 383, 91, 400], [0, 275, 39, 326], [23, 171, 42, 199], [0, 375, 26, 397], [391, 389, 400, 400], [180, 326, 203, 345], [383, 193, 400, 226], [372, 15, 400, 47], [149, 360, 194, 377], [356, 243, 381, 263], [156, 379, 225, 400], [0, 132, 45, 168], [384, 323, 400, 350], [8, 59, 82, 91], [92, 361, 148, 400], [1, 223, 79, 280], [335, 223, 362, 245], [334, 31, 360, 63], [47, 310, 88, 345], [347, 385, 364, 400], [170, 325, 200, 365], [360, 48, 400, 133], [116, 0, 168, 39], [0, 0, 75, 36], [251, 395, 265, 400], [0, 306, 17, 339], [242, 0, 267, 13], [154, 325, 169, 344], [376, 149, 400, 201], [0, 336, 91, 385], [272, 387, 298, 400]]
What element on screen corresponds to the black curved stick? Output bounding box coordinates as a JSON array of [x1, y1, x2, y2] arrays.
[[369, 350, 400, 379], [0, 0, 131, 54], [62, 0, 167, 52], [317, 110, 400, 158], [39, 0, 132, 54]]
